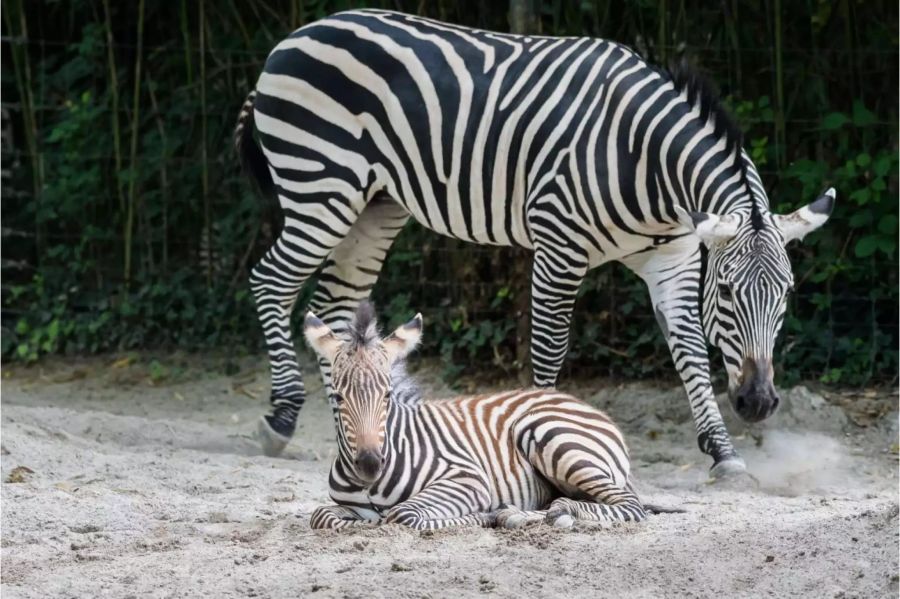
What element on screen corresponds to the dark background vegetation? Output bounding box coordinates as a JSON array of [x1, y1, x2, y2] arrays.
[[2, 0, 897, 387]]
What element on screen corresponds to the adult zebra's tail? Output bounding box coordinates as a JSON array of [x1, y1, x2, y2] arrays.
[[234, 90, 282, 240], [234, 90, 275, 198]]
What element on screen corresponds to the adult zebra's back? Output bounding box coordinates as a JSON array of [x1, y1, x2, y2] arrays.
[[237, 9, 834, 476]]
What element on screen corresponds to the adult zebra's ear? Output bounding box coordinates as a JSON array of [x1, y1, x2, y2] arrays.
[[773, 188, 835, 244], [384, 314, 423, 364], [674, 206, 740, 247], [303, 312, 342, 363]]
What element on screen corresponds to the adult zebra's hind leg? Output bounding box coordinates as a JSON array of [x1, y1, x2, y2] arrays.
[[306, 195, 409, 417], [494, 506, 547, 529], [251, 199, 361, 457]]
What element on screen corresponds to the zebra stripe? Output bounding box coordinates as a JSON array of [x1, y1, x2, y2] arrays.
[[305, 304, 647, 530], [237, 10, 834, 473]]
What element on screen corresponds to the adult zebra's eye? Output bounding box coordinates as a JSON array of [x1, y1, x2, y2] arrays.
[[718, 284, 733, 300]]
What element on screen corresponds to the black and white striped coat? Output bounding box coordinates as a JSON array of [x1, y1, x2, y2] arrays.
[[237, 10, 834, 476]]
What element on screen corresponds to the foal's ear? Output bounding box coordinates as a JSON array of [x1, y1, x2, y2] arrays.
[[384, 314, 423, 363], [303, 312, 341, 363]]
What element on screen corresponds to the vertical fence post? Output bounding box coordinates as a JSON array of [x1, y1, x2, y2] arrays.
[[124, 0, 146, 286], [3, 0, 44, 263], [101, 0, 124, 220], [773, 0, 786, 169], [657, 0, 667, 64], [200, 0, 211, 288]]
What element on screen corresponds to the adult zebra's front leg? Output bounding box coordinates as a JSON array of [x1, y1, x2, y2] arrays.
[[622, 238, 746, 478], [529, 244, 589, 387]]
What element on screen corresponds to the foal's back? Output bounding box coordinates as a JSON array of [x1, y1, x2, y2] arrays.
[[419, 389, 631, 509]]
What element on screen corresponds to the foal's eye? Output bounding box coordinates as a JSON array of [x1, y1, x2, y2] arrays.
[[718, 284, 733, 301], [332, 393, 344, 405]]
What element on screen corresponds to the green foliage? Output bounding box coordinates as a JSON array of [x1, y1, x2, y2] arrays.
[[4, 270, 260, 362], [771, 99, 899, 386], [2, 0, 897, 388]]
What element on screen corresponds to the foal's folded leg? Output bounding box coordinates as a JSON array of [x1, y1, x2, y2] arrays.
[[494, 506, 547, 530], [545, 483, 647, 528], [310, 505, 381, 530], [383, 470, 494, 530]]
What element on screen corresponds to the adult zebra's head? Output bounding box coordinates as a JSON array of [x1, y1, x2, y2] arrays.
[[303, 302, 422, 485], [677, 188, 835, 423]]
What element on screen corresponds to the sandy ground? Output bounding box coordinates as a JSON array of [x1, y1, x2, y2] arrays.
[[1, 354, 897, 598]]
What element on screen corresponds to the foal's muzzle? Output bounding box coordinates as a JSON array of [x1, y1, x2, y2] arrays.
[[354, 449, 384, 483], [730, 357, 781, 423]]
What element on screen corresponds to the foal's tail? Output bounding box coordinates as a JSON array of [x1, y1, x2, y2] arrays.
[[643, 503, 687, 515], [627, 481, 686, 515]]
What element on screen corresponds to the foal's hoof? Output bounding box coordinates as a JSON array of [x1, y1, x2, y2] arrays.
[[257, 416, 290, 457], [545, 506, 575, 529], [495, 507, 527, 530], [548, 512, 575, 529]]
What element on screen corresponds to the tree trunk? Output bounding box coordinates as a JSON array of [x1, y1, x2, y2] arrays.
[[508, 0, 536, 387]]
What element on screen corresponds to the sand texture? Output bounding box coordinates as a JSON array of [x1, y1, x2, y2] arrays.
[[2, 355, 897, 598]]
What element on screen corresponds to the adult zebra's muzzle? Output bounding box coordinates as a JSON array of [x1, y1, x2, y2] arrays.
[[731, 357, 780, 423]]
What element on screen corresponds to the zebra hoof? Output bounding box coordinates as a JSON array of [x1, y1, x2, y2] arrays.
[[709, 457, 747, 479], [545, 506, 575, 529], [551, 514, 575, 529], [257, 416, 290, 457], [709, 458, 759, 488], [495, 508, 526, 530]]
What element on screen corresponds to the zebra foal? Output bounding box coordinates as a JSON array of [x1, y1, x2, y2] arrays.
[[305, 302, 649, 531]]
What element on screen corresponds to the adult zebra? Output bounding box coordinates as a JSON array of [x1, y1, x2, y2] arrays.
[[235, 9, 834, 476]]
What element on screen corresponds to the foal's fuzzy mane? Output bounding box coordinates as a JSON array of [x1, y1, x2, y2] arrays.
[[390, 360, 423, 405], [349, 301, 423, 404], [349, 301, 379, 349]]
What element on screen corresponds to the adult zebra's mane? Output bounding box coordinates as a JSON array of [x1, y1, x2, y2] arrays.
[[665, 61, 764, 228], [666, 60, 744, 155]]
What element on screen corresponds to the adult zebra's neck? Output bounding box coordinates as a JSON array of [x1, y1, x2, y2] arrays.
[[667, 145, 769, 220], [648, 64, 769, 221]]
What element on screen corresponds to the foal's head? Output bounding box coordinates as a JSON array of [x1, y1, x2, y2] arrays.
[[303, 302, 422, 484]]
